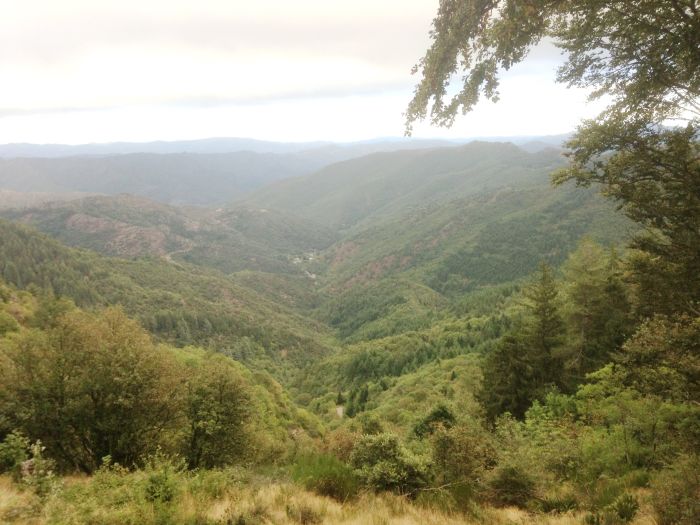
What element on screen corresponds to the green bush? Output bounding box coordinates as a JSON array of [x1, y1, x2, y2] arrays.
[[21, 441, 58, 499], [143, 453, 185, 503], [622, 469, 650, 488], [586, 478, 626, 511], [487, 465, 536, 508], [291, 454, 360, 501], [651, 455, 700, 525], [583, 493, 639, 525], [430, 420, 495, 493], [357, 413, 384, 435], [537, 493, 578, 514], [609, 493, 639, 523], [189, 468, 242, 500], [413, 404, 455, 438], [350, 433, 428, 495], [0, 431, 29, 478], [0, 310, 19, 335]]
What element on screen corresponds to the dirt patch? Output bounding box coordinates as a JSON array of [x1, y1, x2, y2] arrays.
[[330, 241, 360, 267], [66, 213, 190, 257]]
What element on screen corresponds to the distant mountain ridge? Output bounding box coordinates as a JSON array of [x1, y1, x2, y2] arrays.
[[0, 137, 331, 158], [0, 135, 568, 158], [0, 139, 483, 206], [0, 152, 314, 205], [0, 138, 568, 206]]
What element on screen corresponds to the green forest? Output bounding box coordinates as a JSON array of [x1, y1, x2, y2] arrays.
[[0, 1, 698, 524]]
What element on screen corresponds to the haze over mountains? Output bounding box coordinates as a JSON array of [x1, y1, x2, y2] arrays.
[[0, 136, 624, 275], [0, 136, 567, 207], [245, 142, 565, 230], [0, 134, 567, 158]]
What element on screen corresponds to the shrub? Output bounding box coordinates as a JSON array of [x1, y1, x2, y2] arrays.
[[183, 355, 251, 469], [2, 308, 184, 472], [622, 469, 650, 488], [189, 468, 242, 500], [291, 454, 359, 501], [0, 310, 19, 335], [585, 478, 626, 510], [430, 420, 495, 489], [350, 433, 428, 495], [651, 455, 700, 525], [357, 413, 384, 435], [225, 499, 269, 525], [537, 492, 578, 514], [609, 493, 639, 523], [323, 428, 360, 462], [0, 431, 29, 479], [143, 453, 186, 503], [583, 493, 640, 525], [413, 404, 455, 438], [487, 465, 536, 508], [21, 441, 58, 499]]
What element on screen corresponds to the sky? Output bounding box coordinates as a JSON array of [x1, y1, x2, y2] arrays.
[[0, 0, 608, 144]]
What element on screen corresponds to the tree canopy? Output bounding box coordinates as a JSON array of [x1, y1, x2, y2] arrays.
[[406, 0, 699, 131], [407, 0, 700, 315]]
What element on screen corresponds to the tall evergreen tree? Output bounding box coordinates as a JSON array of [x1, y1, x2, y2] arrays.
[[523, 262, 564, 390], [480, 333, 534, 421], [560, 240, 632, 384], [480, 263, 565, 420]]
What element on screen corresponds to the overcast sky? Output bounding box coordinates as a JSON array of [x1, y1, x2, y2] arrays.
[[0, 0, 607, 144]]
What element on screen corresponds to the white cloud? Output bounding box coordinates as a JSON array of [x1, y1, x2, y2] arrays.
[[0, 0, 599, 143]]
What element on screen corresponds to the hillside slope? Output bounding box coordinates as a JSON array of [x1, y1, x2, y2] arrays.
[[0, 219, 336, 382], [313, 181, 632, 342], [1, 194, 335, 274], [0, 152, 315, 205], [246, 142, 565, 229]]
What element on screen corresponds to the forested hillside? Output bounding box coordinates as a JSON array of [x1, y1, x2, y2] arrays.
[[246, 142, 564, 229], [0, 220, 337, 382], [1, 194, 335, 274]]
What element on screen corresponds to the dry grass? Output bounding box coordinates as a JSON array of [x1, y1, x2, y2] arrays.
[[0, 476, 42, 524], [0, 475, 659, 525]]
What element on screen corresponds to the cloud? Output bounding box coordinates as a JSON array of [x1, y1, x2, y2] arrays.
[[0, 1, 439, 113], [0, 1, 598, 142]]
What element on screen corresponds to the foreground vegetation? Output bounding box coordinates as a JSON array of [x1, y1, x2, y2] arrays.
[[1, 233, 697, 524], [3, 468, 662, 525]]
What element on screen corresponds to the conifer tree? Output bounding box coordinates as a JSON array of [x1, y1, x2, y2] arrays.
[[523, 262, 564, 390]]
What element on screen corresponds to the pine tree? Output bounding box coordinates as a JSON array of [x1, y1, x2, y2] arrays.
[[480, 263, 566, 420], [479, 334, 535, 421], [560, 240, 632, 385], [523, 262, 564, 390]]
